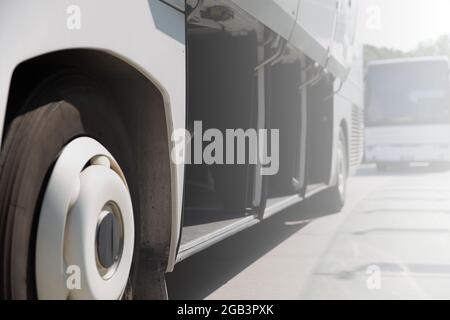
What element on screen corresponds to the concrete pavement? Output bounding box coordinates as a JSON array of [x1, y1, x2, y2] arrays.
[[167, 165, 450, 299]]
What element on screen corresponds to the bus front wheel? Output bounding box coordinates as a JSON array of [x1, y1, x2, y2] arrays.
[[320, 129, 348, 213], [0, 75, 141, 300]]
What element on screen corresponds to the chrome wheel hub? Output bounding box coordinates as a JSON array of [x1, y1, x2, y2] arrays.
[[96, 204, 123, 278]]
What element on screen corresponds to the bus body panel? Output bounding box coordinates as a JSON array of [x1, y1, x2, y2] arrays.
[[0, 0, 186, 272], [332, 49, 364, 183], [230, 0, 299, 40], [0, 0, 363, 277], [331, 0, 359, 75], [365, 125, 450, 163], [365, 57, 450, 166], [231, 0, 355, 80]]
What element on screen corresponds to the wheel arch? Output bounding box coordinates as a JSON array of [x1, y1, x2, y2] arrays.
[[330, 118, 350, 187], [0, 0, 186, 273], [339, 118, 350, 166], [4, 49, 176, 273]]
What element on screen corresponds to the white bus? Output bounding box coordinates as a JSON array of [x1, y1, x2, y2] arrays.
[[0, 0, 363, 299], [365, 57, 450, 170]]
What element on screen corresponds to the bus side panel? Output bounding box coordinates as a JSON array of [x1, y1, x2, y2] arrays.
[[332, 53, 364, 182], [230, 0, 299, 40], [0, 0, 185, 272]]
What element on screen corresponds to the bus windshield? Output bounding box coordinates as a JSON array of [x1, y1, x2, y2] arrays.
[[366, 60, 450, 126]]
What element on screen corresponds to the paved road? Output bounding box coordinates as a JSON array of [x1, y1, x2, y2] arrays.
[[167, 165, 450, 299]]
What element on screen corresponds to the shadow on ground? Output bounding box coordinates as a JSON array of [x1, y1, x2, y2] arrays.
[[166, 193, 338, 300]]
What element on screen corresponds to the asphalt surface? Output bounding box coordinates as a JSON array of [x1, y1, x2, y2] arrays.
[[167, 164, 450, 299]]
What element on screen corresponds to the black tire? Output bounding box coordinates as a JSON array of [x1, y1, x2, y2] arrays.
[[322, 129, 348, 213], [0, 73, 144, 299]]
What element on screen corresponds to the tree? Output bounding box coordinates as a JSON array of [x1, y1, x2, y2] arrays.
[[364, 34, 450, 66]]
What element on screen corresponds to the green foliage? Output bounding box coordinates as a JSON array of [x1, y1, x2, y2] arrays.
[[364, 34, 450, 66]]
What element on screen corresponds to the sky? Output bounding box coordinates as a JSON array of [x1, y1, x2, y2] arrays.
[[358, 0, 450, 51]]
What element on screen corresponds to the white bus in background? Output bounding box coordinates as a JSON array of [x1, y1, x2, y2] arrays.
[[365, 57, 450, 171], [0, 0, 363, 300]]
